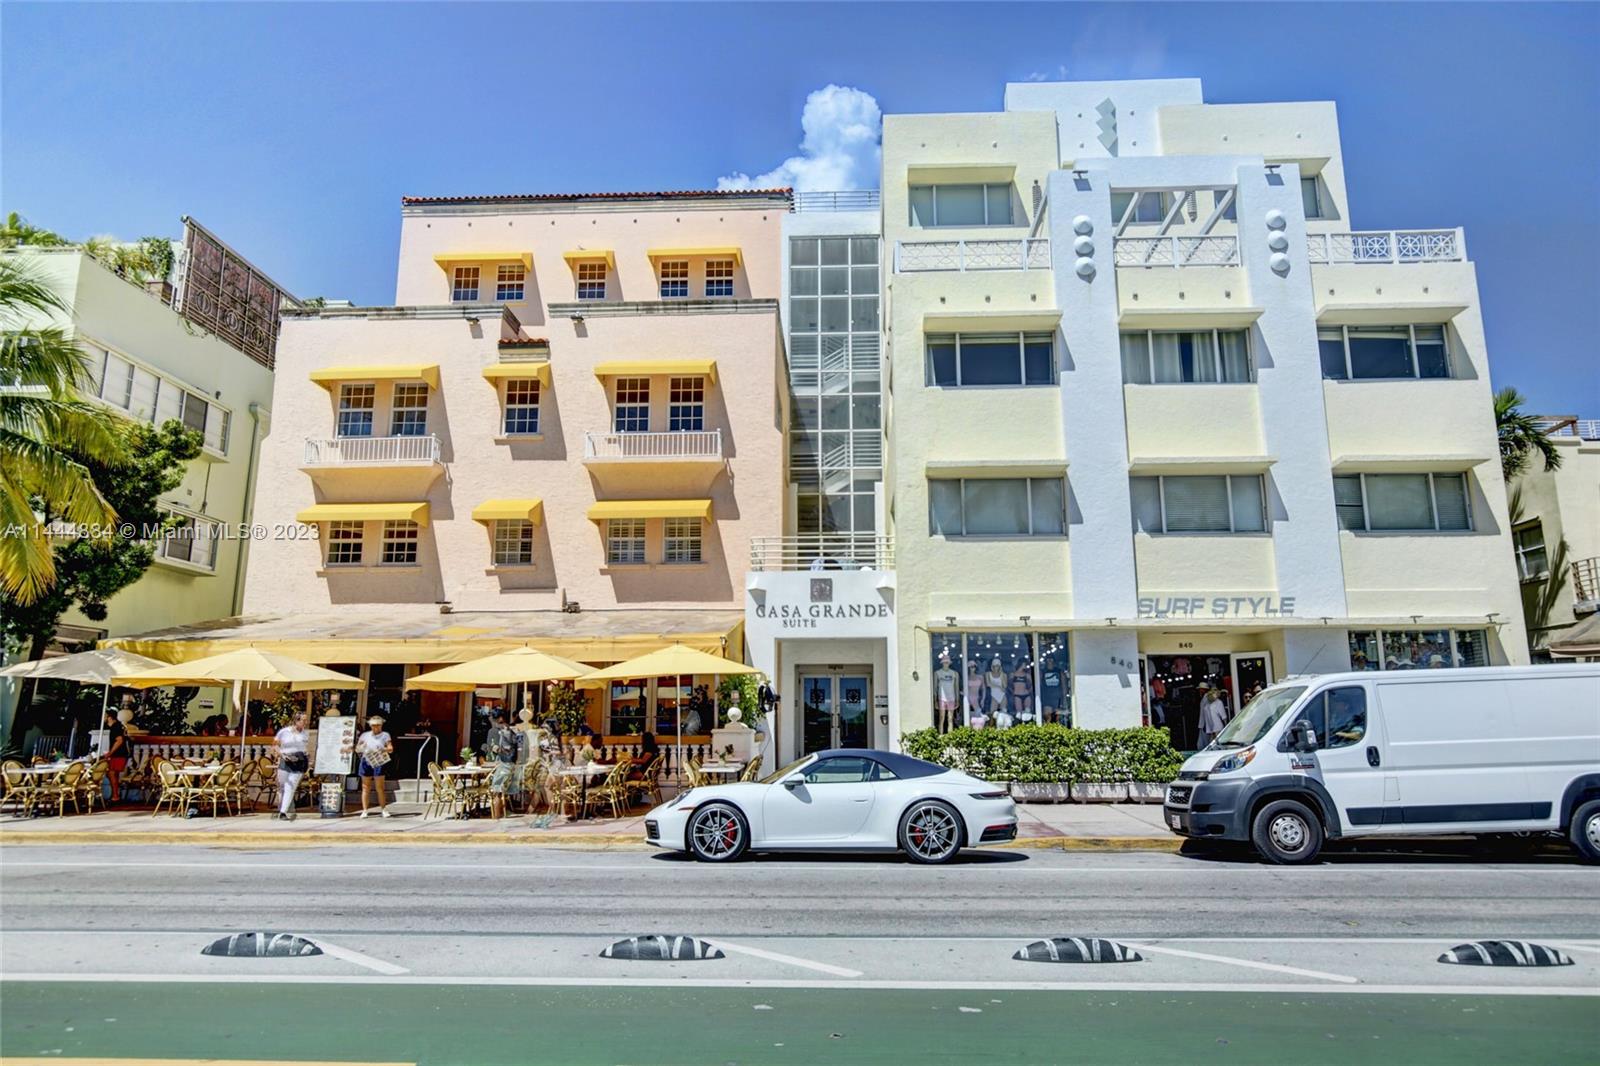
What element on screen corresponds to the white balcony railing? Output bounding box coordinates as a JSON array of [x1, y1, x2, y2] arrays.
[[303, 434, 441, 466], [895, 239, 1050, 273], [750, 534, 894, 572], [1113, 235, 1240, 267], [793, 190, 880, 212], [1306, 229, 1465, 264], [582, 429, 723, 462]]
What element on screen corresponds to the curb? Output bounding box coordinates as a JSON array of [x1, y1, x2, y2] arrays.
[[0, 830, 1181, 851]]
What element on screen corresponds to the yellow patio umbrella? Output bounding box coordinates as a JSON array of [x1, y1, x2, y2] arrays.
[[579, 644, 759, 777], [117, 648, 364, 762], [402, 647, 591, 692], [1, 648, 169, 756]]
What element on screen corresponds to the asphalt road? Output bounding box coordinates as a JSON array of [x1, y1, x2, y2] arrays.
[[2, 843, 1596, 1064]]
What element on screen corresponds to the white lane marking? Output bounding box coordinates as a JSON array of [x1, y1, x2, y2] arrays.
[[309, 938, 409, 976], [704, 938, 863, 978], [1554, 943, 1600, 955], [1118, 942, 1359, 984], [2, 972, 1594, 996]]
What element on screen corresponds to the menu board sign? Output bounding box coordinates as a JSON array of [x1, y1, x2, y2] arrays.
[[314, 716, 357, 776]]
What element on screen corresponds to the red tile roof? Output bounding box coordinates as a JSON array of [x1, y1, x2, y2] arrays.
[[499, 338, 549, 348], [402, 188, 792, 206]]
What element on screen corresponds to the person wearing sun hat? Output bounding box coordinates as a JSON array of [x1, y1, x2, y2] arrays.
[[356, 715, 394, 818]]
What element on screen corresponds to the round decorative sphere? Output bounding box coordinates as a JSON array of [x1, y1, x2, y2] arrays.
[[1074, 256, 1096, 279], [727, 707, 743, 724], [518, 707, 534, 723], [1269, 252, 1291, 275], [1072, 214, 1094, 236], [1267, 231, 1289, 252], [116, 708, 135, 725], [1073, 235, 1095, 256], [1264, 209, 1287, 231]]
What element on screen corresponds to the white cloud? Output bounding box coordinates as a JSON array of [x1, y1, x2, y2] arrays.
[[718, 84, 881, 193], [1023, 64, 1071, 83]]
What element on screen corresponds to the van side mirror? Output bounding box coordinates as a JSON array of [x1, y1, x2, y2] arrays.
[[1288, 720, 1319, 753]]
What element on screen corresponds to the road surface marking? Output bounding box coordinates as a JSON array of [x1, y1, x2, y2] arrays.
[[310, 938, 409, 976], [2, 972, 1594, 996], [1118, 942, 1359, 984], [1553, 942, 1600, 955], [704, 938, 864, 978]]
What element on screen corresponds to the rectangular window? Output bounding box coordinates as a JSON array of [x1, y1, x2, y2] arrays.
[[1332, 473, 1473, 532], [1318, 324, 1452, 380], [159, 511, 220, 570], [204, 405, 230, 455], [613, 377, 649, 432], [1301, 176, 1324, 219], [658, 260, 688, 299], [605, 518, 646, 565], [927, 478, 1066, 537], [492, 519, 533, 566], [100, 352, 135, 410], [1351, 628, 1492, 670], [1129, 475, 1267, 534], [337, 383, 375, 437], [924, 332, 1054, 387], [576, 261, 606, 300], [380, 520, 418, 565], [180, 391, 208, 434], [663, 517, 702, 564], [908, 184, 1014, 227], [1111, 191, 1171, 224], [324, 521, 363, 566], [1119, 330, 1253, 384], [452, 266, 479, 302], [930, 630, 1073, 728], [389, 382, 429, 436], [668, 377, 704, 431], [495, 263, 525, 302], [1513, 522, 1548, 581], [705, 259, 734, 298], [503, 378, 540, 435]]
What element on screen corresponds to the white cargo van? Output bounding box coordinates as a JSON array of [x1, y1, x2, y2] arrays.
[[1163, 664, 1600, 863]]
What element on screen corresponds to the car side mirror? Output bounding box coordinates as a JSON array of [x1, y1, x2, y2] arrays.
[[783, 777, 803, 790]]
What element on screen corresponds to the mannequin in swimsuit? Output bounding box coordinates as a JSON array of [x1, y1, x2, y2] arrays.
[[933, 654, 960, 733]]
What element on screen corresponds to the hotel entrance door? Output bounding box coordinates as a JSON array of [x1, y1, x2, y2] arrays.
[[800, 669, 871, 755]]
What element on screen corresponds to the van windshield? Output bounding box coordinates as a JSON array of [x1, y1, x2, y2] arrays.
[[1212, 686, 1307, 748]]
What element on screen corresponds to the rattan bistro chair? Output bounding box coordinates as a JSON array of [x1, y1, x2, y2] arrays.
[[151, 761, 193, 818], [38, 762, 87, 817], [80, 759, 109, 812], [584, 758, 633, 820], [2, 759, 39, 816], [738, 755, 764, 782], [195, 763, 239, 818]]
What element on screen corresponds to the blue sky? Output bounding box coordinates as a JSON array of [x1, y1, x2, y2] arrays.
[[4, 2, 1596, 413]]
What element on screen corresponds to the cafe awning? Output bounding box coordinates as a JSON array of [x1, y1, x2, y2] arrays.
[[646, 246, 743, 266], [296, 502, 430, 527], [102, 608, 745, 667], [310, 365, 441, 390], [592, 359, 717, 383], [586, 499, 713, 523], [432, 251, 533, 272], [471, 499, 544, 525]]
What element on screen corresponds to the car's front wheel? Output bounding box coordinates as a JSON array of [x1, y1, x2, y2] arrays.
[[687, 802, 749, 862], [899, 800, 964, 864]]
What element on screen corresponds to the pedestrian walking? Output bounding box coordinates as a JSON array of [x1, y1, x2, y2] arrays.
[[356, 715, 394, 818], [1197, 687, 1229, 750], [484, 712, 518, 819], [273, 711, 311, 821]]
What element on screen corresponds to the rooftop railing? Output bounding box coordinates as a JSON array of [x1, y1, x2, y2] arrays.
[[1306, 229, 1465, 264], [1539, 418, 1600, 441], [750, 534, 894, 571], [582, 429, 723, 462], [303, 434, 441, 466], [792, 190, 881, 212], [1573, 557, 1600, 614], [1113, 235, 1239, 267], [894, 238, 1050, 273]]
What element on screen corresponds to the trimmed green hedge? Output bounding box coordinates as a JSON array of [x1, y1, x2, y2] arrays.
[[900, 725, 1183, 784]]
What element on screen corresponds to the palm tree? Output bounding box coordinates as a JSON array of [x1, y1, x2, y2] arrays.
[[0, 256, 127, 603], [0, 212, 67, 249], [1495, 387, 1563, 482]]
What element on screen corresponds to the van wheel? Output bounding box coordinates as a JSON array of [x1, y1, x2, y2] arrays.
[[1251, 799, 1323, 864], [1570, 799, 1600, 864]]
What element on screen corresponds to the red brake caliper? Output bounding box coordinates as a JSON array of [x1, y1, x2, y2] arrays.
[[723, 821, 737, 847]]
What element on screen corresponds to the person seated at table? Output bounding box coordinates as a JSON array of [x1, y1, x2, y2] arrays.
[[628, 733, 658, 779]]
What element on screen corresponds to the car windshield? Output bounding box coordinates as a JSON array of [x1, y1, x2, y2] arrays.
[[1212, 685, 1307, 748], [760, 754, 815, 784]]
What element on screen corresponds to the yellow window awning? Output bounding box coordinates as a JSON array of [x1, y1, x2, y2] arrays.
[[592, 359, 717, 383], [481, 361, 551, 385], [561, 249, 616, 270], [433, 251, 533, 273], [296, 502, 431, 527], [586, 499, 713, 523], [471, 499, 545, 525], [647, 246, 743, 266], [310, 365, 441, 390]]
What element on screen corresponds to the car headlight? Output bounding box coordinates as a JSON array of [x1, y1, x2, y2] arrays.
[[669, 789, 695, 809], [1211, 747, 1256, 774]]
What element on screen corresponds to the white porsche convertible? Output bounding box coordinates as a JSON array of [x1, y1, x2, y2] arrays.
[[644, 750, 1018, 863]]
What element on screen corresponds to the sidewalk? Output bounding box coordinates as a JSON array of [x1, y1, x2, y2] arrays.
[[0, 801, 1176, 849]]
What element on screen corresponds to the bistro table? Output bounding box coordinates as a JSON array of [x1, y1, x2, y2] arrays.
[[437, 764, 494, 818], [698, 761, 746, 779], [551, 762, 612, 820]]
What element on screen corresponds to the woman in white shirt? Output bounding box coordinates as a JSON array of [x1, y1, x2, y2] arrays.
[[272, 712, 310, 821], [356, 716, 394, 819]]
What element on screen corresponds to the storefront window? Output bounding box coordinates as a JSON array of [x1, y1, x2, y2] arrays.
[[607, 679, 646, 735], [1348, 631, 1381, 671], [929, 631, 1070, 731], [1347, 628, 1490, 670], [1144, 654, 1235, 751], [1455, 629, 1490, 667]]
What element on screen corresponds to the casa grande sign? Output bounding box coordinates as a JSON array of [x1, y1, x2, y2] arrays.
[[752, 577, 893, 630], [1138, 595, 1297, 619]]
